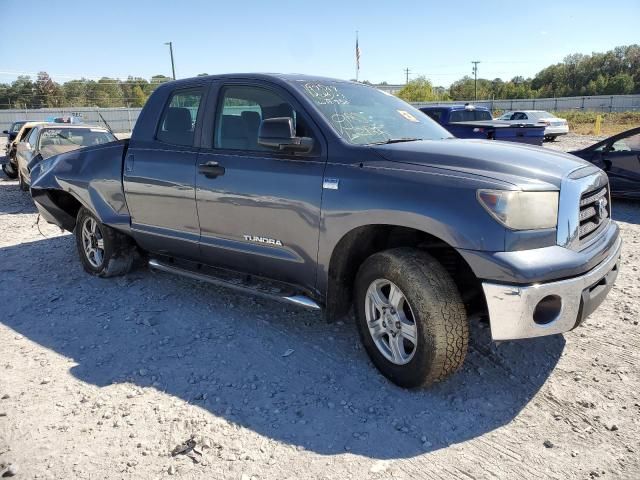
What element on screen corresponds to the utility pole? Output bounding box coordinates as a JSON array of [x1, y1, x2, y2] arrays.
[[471, 61, 480, 101], [404, 68, 411, 85], [165, 42, 176, 80]]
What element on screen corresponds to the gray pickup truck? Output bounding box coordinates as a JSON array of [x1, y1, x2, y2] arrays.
[[29, 74, 622, 388]]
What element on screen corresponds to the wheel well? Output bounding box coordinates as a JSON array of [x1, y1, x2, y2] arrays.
[[46, 190, 82, 225], [325, 225, 485, 322]]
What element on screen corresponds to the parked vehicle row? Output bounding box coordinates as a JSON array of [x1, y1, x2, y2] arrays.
[[2, 122, 114, 187], [25, 74, 623, 388], [419, 104, 545, 145]]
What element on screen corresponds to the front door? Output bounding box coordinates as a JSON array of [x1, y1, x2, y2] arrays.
[[195, 82, 326, 292], [599, 131, 640, 196], [123, 87, 205, 259]]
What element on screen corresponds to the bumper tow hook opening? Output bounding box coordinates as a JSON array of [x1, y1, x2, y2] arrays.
[[533, 295, 563, 325]]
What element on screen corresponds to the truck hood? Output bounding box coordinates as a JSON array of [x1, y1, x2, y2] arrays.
[[371, 138, 592, 189]]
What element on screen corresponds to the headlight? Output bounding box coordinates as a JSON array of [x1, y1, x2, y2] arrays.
[[477, 190, 558, 230]]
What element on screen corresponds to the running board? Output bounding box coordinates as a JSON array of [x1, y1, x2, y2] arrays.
[[148, 258, 321, 311]]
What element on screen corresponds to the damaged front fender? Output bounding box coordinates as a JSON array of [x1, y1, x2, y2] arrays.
[[30, 140, 132, 234]]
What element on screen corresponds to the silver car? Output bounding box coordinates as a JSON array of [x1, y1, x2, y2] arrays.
[[496, 110, 569, 141]]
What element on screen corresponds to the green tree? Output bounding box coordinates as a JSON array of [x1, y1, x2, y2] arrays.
[[35, 72, 61, 108], [396, 76, 439, 102], [63, 80, 89, 106], [605, 73, 634, 94], [131, 85, 147, 107]]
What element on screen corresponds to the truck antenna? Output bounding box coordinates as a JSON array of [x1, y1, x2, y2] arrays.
[[96, 110, 115, 135]]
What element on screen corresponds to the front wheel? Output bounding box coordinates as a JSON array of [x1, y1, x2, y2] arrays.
[[2, 162, 18, 179], [355, 248, 468, 388], [75, 208, 135, 277]]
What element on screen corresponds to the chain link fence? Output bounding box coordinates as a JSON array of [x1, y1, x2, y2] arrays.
[[0, 107, 141, 140], [412, 94, 640, 113], [2, 94, 640, 141]]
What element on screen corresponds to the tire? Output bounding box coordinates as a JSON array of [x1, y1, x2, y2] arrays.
[[2, 162, 18, 179], [355, 247, 468, 388], [18, 170, 29, 191], [75, 207, 135, 277]]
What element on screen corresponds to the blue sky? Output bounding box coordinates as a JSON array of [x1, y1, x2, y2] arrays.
[[2, 0, 638, 86]]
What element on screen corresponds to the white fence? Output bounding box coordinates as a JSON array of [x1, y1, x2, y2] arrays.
[[412, 94, 640, 113]]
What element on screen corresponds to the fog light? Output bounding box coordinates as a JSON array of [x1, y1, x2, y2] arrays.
[[533, 295, 562, 325]]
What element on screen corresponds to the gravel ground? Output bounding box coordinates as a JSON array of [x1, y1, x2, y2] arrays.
[[543, 133, 608, 152], [0, 140, 639, 479]]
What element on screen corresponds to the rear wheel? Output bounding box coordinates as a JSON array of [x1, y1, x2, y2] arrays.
[[355, 248, 468, 388], [75, 208, 135, 277]]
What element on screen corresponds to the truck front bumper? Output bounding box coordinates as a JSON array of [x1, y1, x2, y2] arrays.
[[482, 235, 622, 340]]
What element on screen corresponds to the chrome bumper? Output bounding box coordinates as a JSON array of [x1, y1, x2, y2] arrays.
[[483, 235, 622, 340]]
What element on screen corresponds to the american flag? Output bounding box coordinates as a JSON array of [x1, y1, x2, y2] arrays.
[[356, 34, 361, 72]]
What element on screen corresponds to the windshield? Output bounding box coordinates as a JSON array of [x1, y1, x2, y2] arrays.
[[39, 128, 116, 158], [297, 81, 451, 145]]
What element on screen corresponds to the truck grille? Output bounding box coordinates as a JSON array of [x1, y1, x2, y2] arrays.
[[578, 185, 609, 243]]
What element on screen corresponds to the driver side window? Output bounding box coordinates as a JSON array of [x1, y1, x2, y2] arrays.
[[214, 85, 310, 152], [611, 133, 640, 152]]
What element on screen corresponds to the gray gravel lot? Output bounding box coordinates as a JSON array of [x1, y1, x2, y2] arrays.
[[0, 139, 639, 479]]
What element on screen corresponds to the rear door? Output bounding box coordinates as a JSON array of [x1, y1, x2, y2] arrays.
[[16, 127, 40, 179], [123, 86, 206, 259], [194, 81, 326, 291]]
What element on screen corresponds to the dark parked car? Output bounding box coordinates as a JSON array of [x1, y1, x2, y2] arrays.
[[570, 127, 640, 199], [30, 74, 621, 388]]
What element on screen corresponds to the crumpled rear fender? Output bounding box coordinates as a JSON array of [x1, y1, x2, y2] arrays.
[[30, 140, 131, 233]]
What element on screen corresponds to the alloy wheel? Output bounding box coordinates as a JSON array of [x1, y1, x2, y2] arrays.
[[364, 279, 418, 365], [81, 217, 105, 268]]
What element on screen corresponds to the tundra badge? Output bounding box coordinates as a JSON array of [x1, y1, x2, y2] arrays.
[[243, 235, 283, 246]]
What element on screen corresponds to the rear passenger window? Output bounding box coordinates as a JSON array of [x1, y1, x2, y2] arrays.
[[157, 88, 203, 146], [215, 86, 309, 151], [423, 110, 442, 122]]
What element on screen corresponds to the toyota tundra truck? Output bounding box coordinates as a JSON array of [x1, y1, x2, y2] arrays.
[[29, 74, 622, 388]]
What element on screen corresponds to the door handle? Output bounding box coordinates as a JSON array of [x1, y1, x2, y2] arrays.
[[125, 154, 135, 173], [198, 160, 225, 178]]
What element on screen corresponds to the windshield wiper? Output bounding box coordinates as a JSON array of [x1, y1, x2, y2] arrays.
[[369, 137, 423, 145]]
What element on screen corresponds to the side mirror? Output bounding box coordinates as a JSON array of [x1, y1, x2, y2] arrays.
[[258, 117, 314, 154], [2, 130, 8, 135]]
